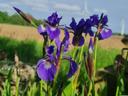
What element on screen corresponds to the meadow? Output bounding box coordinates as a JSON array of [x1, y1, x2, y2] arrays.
[[0, 36, 119, 68]]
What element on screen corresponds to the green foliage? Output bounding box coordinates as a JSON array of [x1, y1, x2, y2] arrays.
[[0, 36, 42, 64], [0, 11, 42, 26], [96, 47, 119, 69]]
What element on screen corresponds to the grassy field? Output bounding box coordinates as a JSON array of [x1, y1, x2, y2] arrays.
[[0, 36, 120, 69], [0, 24, 127, 49]]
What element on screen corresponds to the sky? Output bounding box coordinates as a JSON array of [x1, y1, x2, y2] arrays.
[[0, 0, 128, 34]]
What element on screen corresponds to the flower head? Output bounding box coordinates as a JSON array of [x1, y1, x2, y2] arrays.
[[89, 13, 108, 27], [38, 12, 62, 40], [47, 12, 62, 27], [36, 44, 78, 81], [90, 15, 99, 26], [36, 59, 56, 81], [98, 28, 112, 40], [70, 18, 86, 46]]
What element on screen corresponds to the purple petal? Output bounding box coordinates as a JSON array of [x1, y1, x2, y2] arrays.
[[85, 19, 92, 28], [62, 28, 70, 52], [46, 45, 54, 55], [72, 36, 84, 46], [98, 28, 112, 40], [67, 59, 78, 78], [47, 12, 62, 26], [77, 18, 86, 28], [90, 14, 99, 26], [36, 59, 56, 81], [70, 18, 77, 30], [55, 36, 61, 51], [38, 25, 47, 35], [85, 28, 94, 36], [46, 26, 60, 40], [101, 15, 108, 26]]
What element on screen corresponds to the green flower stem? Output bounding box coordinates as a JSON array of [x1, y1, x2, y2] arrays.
[[116, 86, 119, 96], [72, 65, 81, 96], [71, 45, 84, 96], [52, 47, 63, 94], [73, 46, 78, 60], [94, 37, 98, 77], [87, 80, 93, 96], [31, 20, 38, 28], [79, 45, 84, 63], [16, 77, 19, 96], [40, 80, 43, 96]]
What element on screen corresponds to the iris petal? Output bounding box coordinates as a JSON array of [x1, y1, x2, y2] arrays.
[[70, 18, 77, 31], [101, 15, 108, 26], [47, 12, 62, 26], [77, 18, 86, 29], [98, 28, 112, 40], [36, 59, 56, 81], [67, 59, 78, 78], [46, 26, 60, 40], [55, 36, 61, 51], [38, 25, 47, 35], [62, 28, 70, 52], [90, 15, 99, 26], [46, 45, 54, 55]]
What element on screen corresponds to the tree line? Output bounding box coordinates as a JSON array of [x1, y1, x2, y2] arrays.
[[0, 11, 42, 26]]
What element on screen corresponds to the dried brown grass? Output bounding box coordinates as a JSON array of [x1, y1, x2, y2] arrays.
[[0, 24, 127, 49]]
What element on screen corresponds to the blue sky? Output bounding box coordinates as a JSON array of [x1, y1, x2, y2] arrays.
[[0, 0, 128, 34]]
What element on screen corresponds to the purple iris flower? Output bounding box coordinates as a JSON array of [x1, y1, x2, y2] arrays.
[[70, 18, 86, 46], [38, 25, 47, 35], [46, 26, 60, 40], [55, 28, 70, 52], [101, 15, 108, 27], [89, 13, 112, 40], [62, 28, 70, 52], [36, 59, 56, 81], [84, 19, 94, 36], [89, 13, 108, 27], [90, 15, 99, 26], [98, 28, 112, 40], [36, 45, 78, 82], [67, 59, 78, 78], [47, 12, 62, 27], [38, 12, 62, 40], [46, 45, 54, 55]]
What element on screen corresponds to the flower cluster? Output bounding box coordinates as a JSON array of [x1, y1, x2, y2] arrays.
[[37, 12, 78, 81], [13, 7, 112, 83], [36, 12, 112, 82]]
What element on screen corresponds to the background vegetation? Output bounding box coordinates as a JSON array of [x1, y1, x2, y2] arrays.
[[0, 11, 42, 26], [0, 36, 119, 68]]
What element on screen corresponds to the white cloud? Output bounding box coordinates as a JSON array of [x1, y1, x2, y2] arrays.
[[53, 3, 81, 12], [13, 0, 49, 12], [0, 3, 14, 14], [94, 8, 108, 14]]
